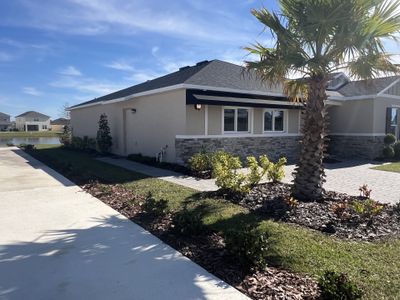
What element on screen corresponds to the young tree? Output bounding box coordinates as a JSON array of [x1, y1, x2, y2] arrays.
[[59, 102, 70, 119], [246, 0, 400, 201], [96, 113, 112, 153], [59, 125, 72, 147]]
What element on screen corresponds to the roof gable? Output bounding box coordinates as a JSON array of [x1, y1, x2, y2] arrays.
[[16, 111, 50, 119]]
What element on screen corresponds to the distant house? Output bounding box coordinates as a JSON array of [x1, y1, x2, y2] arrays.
[[0, 112, 11, 131], [15, 111, 51, 132], [50, 118, 70, 132]]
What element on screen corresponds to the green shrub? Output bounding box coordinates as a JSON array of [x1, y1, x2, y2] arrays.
[[384, 133, 396, 145], [213, 152, 248, 194], [351, 199, 384, 219], [393, 141, 400, 159], [59, 125, 72, 147], [189, 151, 213, 177], [318, 271, 363, 300], [246, 155, 271, 187], [267, 157, 287, 183], [172, 208, 206, 236], [96, 113, 112, 153], [224, 226, 269, 270], [383, 146, 395, 159]]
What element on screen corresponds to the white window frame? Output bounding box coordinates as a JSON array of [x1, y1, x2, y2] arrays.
[[263, 109, 288, 133], [222, 106, 252, 134]]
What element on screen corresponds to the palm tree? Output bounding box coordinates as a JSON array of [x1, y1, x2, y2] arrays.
[[246, 0, 400, 201]]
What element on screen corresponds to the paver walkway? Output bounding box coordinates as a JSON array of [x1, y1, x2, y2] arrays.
[[100, 157, 400, 204], [0, 147, 248, 300]]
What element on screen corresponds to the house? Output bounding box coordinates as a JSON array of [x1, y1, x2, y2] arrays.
[[69, 60, 400, 163], [50, 118, 70, 132], [15, 111, 51, 132], [0, 112, 11, 131]]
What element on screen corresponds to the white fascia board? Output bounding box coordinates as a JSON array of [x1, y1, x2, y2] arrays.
[[193, 94, 302, 106], [328, 94, 377, 101], [377, 78, 400, 96]]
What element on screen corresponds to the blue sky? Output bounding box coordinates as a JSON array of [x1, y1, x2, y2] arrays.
[[0, 0, 279, 119]]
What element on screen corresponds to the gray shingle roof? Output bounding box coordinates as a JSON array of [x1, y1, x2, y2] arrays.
[[336, 76, 399, 97], [16, 111, 50, 119], [0, 112, 10, 118], [71, 60, 281, 108], [51, 118, 70, 125]]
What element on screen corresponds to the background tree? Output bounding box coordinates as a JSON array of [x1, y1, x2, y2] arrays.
[[59, 102, 70, 119], [96, 113, 112, 153], [246, 0, 400, 201]]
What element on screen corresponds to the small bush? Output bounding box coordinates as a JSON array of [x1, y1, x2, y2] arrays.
[[246, 155, 271, 187], [96, 113, 112, 153], [172, 208, 206, 236], [60, 125, 72, 147], [384, 133, 396, 145], [213, 152, 248, 194], [189, 151, 213, 177], [358, 184, 372, 198], [383, 146, 395, 159], [318, 271, 363, 300], [267, 157, 287, 183], [6, 142, 14, 147], [224, 226, 269, 271], [351, 199, 384, 219], [393, 141, 400, 159]]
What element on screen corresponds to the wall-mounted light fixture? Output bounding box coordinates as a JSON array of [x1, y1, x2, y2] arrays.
[[194, 104, 202, 110], [131, 108, 137, 113]]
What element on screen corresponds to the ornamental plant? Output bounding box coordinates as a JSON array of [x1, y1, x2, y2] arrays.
[[96, 113, 113, 154], [267, 157, 287, 183]]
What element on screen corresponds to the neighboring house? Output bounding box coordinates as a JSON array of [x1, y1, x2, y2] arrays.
[[15, 111, 51, 132], [0, 112, 11, 131], [50, 118, 70, 132], [69, 60, 400, 163]]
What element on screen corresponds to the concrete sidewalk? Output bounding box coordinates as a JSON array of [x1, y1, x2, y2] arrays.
[[98, 157, 218, 192], [0, 147, 248, 300]]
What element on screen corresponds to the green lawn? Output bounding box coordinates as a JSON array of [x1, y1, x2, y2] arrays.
[[0, 131, 61, 138], [26, 145, 400, 299], [372, 162, 400, 173]]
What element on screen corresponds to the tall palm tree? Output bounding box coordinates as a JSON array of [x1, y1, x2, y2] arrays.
[[246, 0, 400, 201]]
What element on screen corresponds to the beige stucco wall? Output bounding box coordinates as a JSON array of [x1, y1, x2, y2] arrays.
[[186, 105, 205, 135], [117, 89, 186, 162], [327, 99, 374, 134], [70, 89, 186, 162], [207, 105, 222, 135]]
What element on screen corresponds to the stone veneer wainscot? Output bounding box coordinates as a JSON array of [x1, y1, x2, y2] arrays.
[[328, 135, 385, 160], [175, 135, 301, 165]]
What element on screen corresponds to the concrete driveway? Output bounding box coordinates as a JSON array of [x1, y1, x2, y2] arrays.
[[0, 148, 248, 300]]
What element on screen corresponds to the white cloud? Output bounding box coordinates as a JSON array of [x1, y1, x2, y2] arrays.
[[50, 76, 125, 95], [22, 87, 42, 96], [151, 46, 159, 56], [59, 66, 82, 76], [0, 51, 13, 62], [105, 60, 134, 71]]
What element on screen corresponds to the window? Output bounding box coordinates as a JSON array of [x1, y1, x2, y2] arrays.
[[264, 109, 286, 132], [386, 107, 399, 138], [34, 118, 39, 122], [223, 107, 250, 133], [42, 125, 47, 130]]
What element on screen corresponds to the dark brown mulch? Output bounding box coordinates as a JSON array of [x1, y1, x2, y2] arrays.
[[240, 183, 400, 241], [82, 181, 320, 300]]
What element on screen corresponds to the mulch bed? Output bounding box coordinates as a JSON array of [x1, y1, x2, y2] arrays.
[[240, 183, 400, 241], [83, 182, 320, 300]]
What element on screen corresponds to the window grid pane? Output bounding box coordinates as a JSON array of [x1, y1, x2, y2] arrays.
[[274, 111, 284, 131], [224, 109, 235, 131], [237, 109, 249, 132], [264, 111, 273, 131]]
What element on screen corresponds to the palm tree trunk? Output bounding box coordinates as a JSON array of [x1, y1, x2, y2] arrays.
[[292, 77, 327, 201]]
